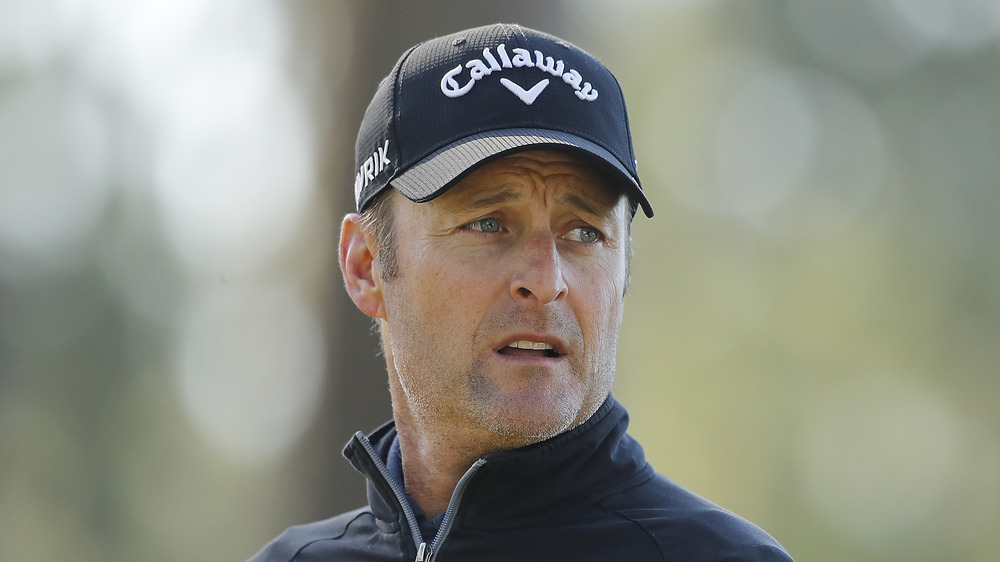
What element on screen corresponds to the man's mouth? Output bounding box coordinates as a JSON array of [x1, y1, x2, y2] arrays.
[[499, 340, 561, 358]]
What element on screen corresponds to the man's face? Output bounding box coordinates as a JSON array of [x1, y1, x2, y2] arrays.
[[376, 150, 631, 448]]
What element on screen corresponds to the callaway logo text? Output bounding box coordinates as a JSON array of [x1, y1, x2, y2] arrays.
[[441, 44, 598, 103]]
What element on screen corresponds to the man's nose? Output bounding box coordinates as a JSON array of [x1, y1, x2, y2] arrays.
[[510, 234, 568, 305]]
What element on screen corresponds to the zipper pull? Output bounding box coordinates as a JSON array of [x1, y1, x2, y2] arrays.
[[415, 542, 432, 562]]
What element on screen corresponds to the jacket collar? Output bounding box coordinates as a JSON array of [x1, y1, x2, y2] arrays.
[[342, 396, 652, 531]]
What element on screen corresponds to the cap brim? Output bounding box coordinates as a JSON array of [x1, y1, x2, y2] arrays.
[[390, 128, 654, 218]]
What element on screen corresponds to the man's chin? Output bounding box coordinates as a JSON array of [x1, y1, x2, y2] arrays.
[[465, 367, 608, 445], [475, 395, 582, 445]]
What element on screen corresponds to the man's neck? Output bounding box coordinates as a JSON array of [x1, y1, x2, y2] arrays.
[[395, 429, 475, 518], [391, 408, 536, 518], [386, 374, 536, 517]]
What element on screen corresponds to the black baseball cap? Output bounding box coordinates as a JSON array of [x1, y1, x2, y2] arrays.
[[353, 23, 653, 218]]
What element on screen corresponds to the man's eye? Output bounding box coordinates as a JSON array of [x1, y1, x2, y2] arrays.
[[566, 226, 602, 243], [467, 217, 502, 233]]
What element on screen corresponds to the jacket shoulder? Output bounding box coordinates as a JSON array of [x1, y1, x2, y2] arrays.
[[246, 507, 373, 562], [602, 473, 794, 561]]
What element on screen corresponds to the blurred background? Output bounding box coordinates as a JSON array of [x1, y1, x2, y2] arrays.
[[2, 0, 998, 560]]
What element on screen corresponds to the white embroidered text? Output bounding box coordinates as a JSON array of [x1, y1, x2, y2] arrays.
[[440, 44, 598, 102], [355, 139, 391, 201]]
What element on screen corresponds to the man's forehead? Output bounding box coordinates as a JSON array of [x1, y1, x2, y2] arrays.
[[433, 150, 626, 212]]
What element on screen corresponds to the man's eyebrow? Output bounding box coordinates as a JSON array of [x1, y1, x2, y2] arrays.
[[559, 192, 612, 217]]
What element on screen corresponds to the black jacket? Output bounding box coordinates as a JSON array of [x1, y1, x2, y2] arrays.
[[250, 398, 793, 561]]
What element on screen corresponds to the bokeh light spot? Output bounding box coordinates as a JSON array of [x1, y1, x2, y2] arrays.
[[174, 285, 326, 468], [0, 77, 111, 275], [797, 375, 1000, 556]]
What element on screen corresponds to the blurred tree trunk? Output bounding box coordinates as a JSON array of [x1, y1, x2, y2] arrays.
[[281, 0, 566, 521]]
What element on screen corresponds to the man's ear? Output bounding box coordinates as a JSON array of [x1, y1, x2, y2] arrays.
[[339, 214, 386, 319]]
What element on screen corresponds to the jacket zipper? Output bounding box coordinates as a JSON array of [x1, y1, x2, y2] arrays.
[[422, 458, 487, 561], [354, 432, 487, 562]]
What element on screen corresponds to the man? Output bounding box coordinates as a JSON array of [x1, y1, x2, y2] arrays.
[[251, 23, 793, 561]]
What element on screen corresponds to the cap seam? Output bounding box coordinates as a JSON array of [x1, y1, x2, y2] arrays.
[[387, 44, 421, 190], [507, 24, 538, 126]]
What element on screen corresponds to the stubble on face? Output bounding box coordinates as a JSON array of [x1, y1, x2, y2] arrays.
[[462, 308, 602, 442], [384, 298, 605, 449], [376, 150, 629, 451]]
